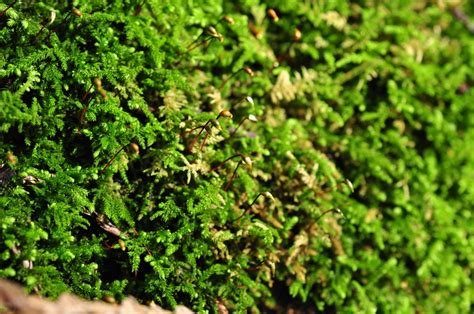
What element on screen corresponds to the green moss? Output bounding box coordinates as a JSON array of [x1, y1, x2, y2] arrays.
[[1, 0, 473, 312]]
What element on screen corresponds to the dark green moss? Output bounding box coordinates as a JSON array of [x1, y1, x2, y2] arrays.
[[1, 0, 473, 312]]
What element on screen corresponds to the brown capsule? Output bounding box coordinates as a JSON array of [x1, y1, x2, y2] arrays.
[[6, 151, 17, 165], [294, 28, 302, 42], [94, 78, 102, 89], [94, 78, 108, 99], [72, 8, 83, 17], [243, 66, 254, 77], [206, 26, 220, 38], [130, 143, 140, 155], [267, 9, 279, 22], [248, 22, 263, 39], [219, 109, 233, 119], [206, 26, 224, 42], [223, 15, 235, 25], [118, 239, 126, 251]]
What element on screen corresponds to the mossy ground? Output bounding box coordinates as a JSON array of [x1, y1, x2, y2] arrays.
[[1, 1, 473, 313]]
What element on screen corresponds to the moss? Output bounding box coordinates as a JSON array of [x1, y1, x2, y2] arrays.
[[1, 0, 473, 312]]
